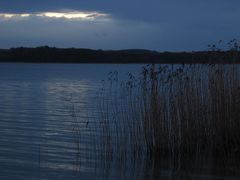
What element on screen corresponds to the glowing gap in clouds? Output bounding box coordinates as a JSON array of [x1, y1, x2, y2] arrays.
[[0, 11, 109, 20], [0, 13, 31, 18], [37, 12, 107, 20]]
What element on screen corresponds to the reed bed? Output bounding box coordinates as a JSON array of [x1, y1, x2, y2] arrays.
[[98, 64, 240, 163]]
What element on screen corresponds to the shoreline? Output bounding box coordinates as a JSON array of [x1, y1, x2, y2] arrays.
[[0, 47, 239, 64]]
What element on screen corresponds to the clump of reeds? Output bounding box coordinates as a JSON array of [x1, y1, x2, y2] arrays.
[[98, 63, 240, 164]]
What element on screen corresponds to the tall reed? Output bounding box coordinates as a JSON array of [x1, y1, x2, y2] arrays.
[[98, 64, 240, 162]]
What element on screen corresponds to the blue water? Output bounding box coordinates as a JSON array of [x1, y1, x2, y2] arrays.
[[0, 63, 142, 180], [0, 63, 239, 180]]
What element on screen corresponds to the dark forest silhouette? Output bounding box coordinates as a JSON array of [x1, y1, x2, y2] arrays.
[[0, 46, 239, 64]]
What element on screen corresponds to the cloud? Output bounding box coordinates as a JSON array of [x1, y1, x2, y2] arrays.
[[1, 0, 240, 23], [0, 1, 240, 51], [0, 11, 163, 50]]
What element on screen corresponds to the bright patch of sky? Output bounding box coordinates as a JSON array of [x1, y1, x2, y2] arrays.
[[0, 11, 109, 21]]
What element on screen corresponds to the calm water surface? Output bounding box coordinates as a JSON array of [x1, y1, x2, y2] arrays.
[[0, 63, 142, 180], [0, 63, 239, 180]]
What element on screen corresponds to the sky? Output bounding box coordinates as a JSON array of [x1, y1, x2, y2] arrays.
[[0, 0, 240, 51]]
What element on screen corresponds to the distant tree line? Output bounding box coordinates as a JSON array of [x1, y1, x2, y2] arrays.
[[0, 46, 239, 64]]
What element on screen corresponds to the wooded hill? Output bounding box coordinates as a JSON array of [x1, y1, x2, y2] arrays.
[[0, 46, 239, 64]]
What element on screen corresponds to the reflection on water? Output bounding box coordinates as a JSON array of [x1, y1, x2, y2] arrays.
[[0, 63, 239, 179]]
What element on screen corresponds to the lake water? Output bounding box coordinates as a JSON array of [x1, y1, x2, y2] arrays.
[[0, 63, 239, 180], [0, 63, 142, 180]]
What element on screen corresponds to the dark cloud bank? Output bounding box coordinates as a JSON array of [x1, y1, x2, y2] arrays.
[[0, 0, 240, 51]]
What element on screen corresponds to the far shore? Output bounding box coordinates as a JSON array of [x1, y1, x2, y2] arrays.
[[0, 46, 239, 64]]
